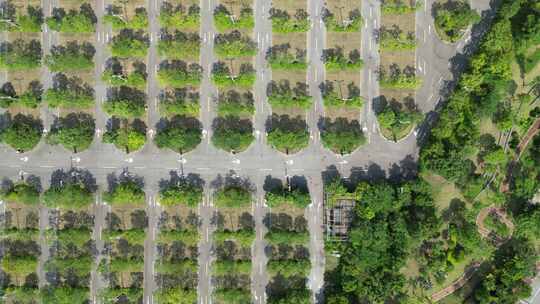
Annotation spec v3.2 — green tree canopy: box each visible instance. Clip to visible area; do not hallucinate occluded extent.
[1,114,42,152]
[217,90,255,117]
[103,118,146,153]
[0,181,40,205]
[158,30,200,60]
[0,80,42,109]
[266,43,307,70]
[110,29,149,58]
[214,30,257,58]
[102,58,147,90]
[322,8,363,32]
[47,112,95,153]
[213,5,254,32]
[270,8,310,33]
[154,115,202,154]
[215,186,251,208]
[46,3,97,33]
[104,6,148,30]
[320,117,365,154]
[159,88,200,117]
[266,114,309,154]
[104,179,145,205]
[434,0,480,42]
[159,178,203,208]
[157,60,202,88]
[44,73,94,108]
[320,80,364,109]
[159,3,200,30]
[211,61,255,88]
[267,80,312,109]
[0,3,43,32]
[45,41,95,72]
[0,39,41,70]
[211,116,254,152]
[43,181,94,209]
[103,86,147,118]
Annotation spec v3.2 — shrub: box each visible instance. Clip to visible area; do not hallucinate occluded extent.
[158,60,202,88]
[217,90,255,117]
[0,39,41,70]
[215,186,251,208]
[109,29,149,58]
[43,183,94,209]
[266,114,309,154]
[212,61,255,88]
[103,6,148,30]
[154,115,202,154]
[158,30,200,60]
[0,4,43,32]
[46,4,97,33]
[212,116,254,152]
[322,8,363,32]
[103,86,147,118]
[213,5,254,32]
[270,8,310,33]
[1,114,42,152]
[320,80,363,109]
[320,117,365,154]
[160,3,200,30]
[45,74,94,108]
[103,118,146,153]
[104,179,145,205]
[0,182,40,205]
[45,41,95,72]
[434,0,480,42]
[214,30,257,58]
[266,43,307,70]
[267,80,312,109]
[159,88,199,117]
[47,112,95,153]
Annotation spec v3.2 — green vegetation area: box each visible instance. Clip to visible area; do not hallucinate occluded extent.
[103,118,146,153]
[322,47,363,71]
[214,30,257,59]
[381,0,421,15]
[212,61,255,89]
[434,0,481,43]
[159,179,202,208]
[213,5,254,32]
[269,8,310,33]
[376,97,422,141]
[212,116,254,153]
[109,29,149,58]
[160,3,200,31]
[267,80,312,109]
[104,6,148,30]
[320,117,365,155]
[322,8,363,32]
[158,30,200,60]
[103,86,147,118]
[159,88,199,117]
[266,43,307,71]
[215,186,251,208]
[47,112,95,153]
[46,3,97,33]
[154,115,202,154]
[266,114,309,154]
[0,80,42,109]
[379,25,417,50]
[217,90,255,117]
[158,60,202,88]
[102,59,147,90]
[104,179,145,205]
[0,3,42,32]
[0,39,41,70]
[43,180,94,209]
[45,74,94,109]
[0,114,42,152]
[379,64,422,89]
[320,80,363,109]
[0,181,40,205]
[265,182,310,210]
[45,41,95,72]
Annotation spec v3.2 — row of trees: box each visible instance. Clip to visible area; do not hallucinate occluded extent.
[213,5,254,32]
[104,6,148,30]
[322,8,363,32]
[160,2,200,31]
[266,43,307,71]
[0,2,43,32]
[46,3,97,33]
[269,8,310,33]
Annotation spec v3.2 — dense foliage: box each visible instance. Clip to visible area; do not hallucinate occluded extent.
[212,116,254,152]
[266,43,307,70]
[109,29,149,58]
[45,41,95,72]
[102,59,147,90]
[270,8,310,33]
[322,8,363,32]
[0,181,40,205]
[45,74,94,108]
[213,5,254,32]
[0,81,42,109]
[320,117,365,154]
[159,179,203,208]
[103,86,146,118]
[212,61,255,88]
[104,179,145,205]
[376,97,422,141]
[46,4,97,33]
[154,115,202,154]
[160,3,200,30]
[43,181,94,209]
[47,113,95,153]
[159,88,200,117]
[215,186,251,208]
[214,30,257,58]
[379,25,416,50]
[0,114,42,152]
[434,0,480,42]
[103,118,146,153]
[381,0,421,15]
[320,80,363,109]
[266,114,309,154]
[379,64,421,89]
[265,183,310,209]
[158,30,200,60]
[0,3,43,32]
[0,39,41,70]
[158,60,202,88]
[267,80,312,109]
[104,6,148,30]
[217,90,255,117]
[322,47,363,70]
